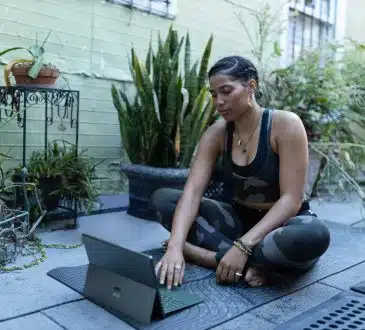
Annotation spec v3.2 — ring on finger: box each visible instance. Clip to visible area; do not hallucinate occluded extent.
[235,272,243,277]
[174,264,182,270]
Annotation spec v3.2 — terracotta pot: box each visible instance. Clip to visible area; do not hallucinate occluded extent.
[10,62,59,86]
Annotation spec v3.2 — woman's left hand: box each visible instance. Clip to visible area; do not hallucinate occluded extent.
[216,245,248,284]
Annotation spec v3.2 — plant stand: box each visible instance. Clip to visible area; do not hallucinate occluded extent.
[0,86,80,226]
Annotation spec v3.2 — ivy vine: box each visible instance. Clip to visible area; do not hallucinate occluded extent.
[0,236,83,273]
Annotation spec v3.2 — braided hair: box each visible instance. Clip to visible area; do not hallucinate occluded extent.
[208,56,262,99]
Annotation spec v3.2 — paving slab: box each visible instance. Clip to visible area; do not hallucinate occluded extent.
[210,312,275,330]
[352,220,365,228]
[0,246,86,321]
[37,211,169,251]
[249,283,341,326]
[320,261,365,290]
[43,299,135,330]
[0,312,64,330]
[72,193,128,216]
[310,196,364,226]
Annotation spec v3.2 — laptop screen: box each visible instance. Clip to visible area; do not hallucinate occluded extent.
[82,233,157,288]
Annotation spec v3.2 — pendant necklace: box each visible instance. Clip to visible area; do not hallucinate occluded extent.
[235,110,263,153]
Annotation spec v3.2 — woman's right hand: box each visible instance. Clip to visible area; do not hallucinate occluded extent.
[155,246,185,290]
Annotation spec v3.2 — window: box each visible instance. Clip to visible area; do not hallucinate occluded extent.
[284,0,341,63]
[107,0,177,19]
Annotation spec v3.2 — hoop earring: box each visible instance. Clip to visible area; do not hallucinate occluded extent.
[247,92,253,108]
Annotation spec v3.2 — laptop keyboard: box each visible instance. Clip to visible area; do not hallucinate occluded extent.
[158,288,188,311]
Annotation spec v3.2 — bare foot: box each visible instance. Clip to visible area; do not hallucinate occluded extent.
[244,267,267,287]
[162,239,217,269]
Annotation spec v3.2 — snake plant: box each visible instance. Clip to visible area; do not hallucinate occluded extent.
[112,26,216,168]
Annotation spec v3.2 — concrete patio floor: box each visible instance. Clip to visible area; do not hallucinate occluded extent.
[1,195,365,330]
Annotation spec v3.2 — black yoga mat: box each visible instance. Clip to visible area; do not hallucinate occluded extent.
[48,222,365,330]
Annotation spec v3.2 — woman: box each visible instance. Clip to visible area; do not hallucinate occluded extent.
[150,56,330,289]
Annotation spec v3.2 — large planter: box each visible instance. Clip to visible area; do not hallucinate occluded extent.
[121,163,228,221]
[121,164,189,220]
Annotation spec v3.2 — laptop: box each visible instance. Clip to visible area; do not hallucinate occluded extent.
[81,233,204,324]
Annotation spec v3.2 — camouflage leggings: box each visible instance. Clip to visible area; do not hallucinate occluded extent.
[150,188,331,271]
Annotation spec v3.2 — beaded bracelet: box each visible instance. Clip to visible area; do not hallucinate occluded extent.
[239,239,253,255]
[233,239,252,256]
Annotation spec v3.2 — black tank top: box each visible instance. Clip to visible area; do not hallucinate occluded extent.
[223,108,281,204]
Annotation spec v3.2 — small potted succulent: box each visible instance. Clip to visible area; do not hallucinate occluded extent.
[0,31,60,87]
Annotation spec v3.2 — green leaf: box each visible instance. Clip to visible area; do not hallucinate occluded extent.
[28,44,45,58]
[111,84,136,162]
[146,132,159,164]
[185,62,199,117]
[180,87,213,167]
[197,34,213,91]
[0,47,25,57]
[28,55,44,79]
[170,28,179,58]
[170,37,184,72]
[184,33,191,77]
[0,152,12,159]
[273,41,282,56]
[145,41,153,75]
[165,70,180,136]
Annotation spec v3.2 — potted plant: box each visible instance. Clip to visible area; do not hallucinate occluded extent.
[56,141,101,214]
[112,26,220,220]
[10,143,63,211]
[0,31,60,87]
[9,140,100,221]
